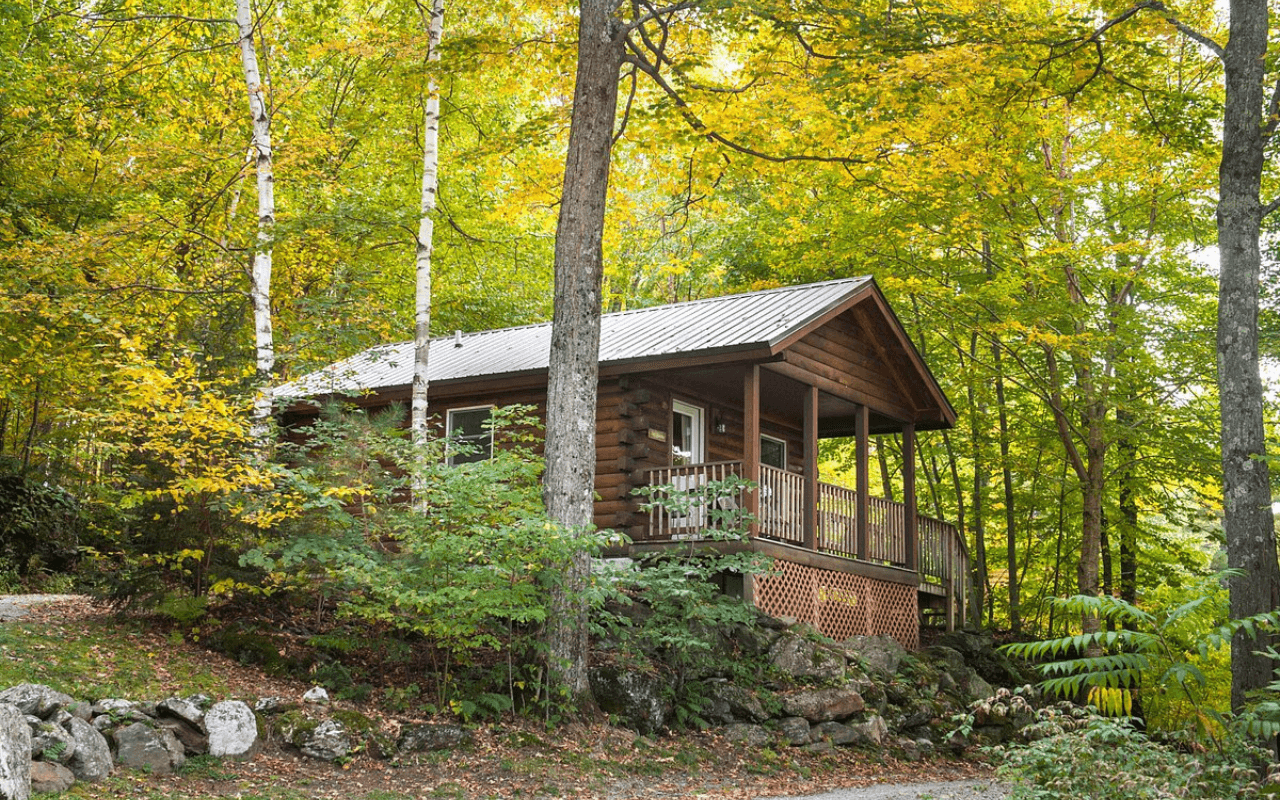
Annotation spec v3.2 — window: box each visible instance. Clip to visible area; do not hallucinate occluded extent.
[760,435,786,469]
[447,406,493,465]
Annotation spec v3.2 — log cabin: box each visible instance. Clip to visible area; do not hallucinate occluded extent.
[276,277,968,649]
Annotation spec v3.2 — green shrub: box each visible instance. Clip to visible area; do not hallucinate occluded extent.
[995,714,1269,799]
[597,475,775,728]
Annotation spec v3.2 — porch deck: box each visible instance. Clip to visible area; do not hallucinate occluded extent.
[639,461,969,631]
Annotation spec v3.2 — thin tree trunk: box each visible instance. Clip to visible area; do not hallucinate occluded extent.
[1117,407,1138,607]
[967,333,991,626]
[411,0,444,485]
[1217,0,1280,713]
[543,0,624,707]
[236,0,276,445]
[993,342,1019,633]
[877,438,896,502]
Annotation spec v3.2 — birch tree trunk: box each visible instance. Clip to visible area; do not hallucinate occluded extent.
[1217,0,1279,713]
[236,0,276,446]
[411,0,444,480]
[543,0,624,706]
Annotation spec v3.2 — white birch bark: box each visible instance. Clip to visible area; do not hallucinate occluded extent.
[411,0,444,460]
[237,0,276,445]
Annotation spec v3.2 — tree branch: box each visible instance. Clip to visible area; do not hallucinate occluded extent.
[621,0,698,35]
[622,46,870,166]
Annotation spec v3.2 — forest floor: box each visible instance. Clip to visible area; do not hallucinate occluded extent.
[2,596,1000,800]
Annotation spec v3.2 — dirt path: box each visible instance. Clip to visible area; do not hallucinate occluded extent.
[757,778,1011,799]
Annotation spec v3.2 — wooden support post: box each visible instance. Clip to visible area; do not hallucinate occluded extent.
[803,384,819,550]
[855,404,869,561]
[903,423,918,573]
[744,365,761,538]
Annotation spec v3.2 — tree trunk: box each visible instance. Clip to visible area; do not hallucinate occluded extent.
[1117,407,1138,608]
[542,0,624,707]
[236,0,276,446]
[411,0,444,481]
[993,342,1019,633]
[1218,0,1280,713]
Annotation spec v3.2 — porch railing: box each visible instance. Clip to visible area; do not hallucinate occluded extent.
[640,461,968,603]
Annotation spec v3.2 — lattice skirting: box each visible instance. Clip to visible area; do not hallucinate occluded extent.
[755,560,919,650]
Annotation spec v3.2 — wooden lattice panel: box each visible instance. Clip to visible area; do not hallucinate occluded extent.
[755,560,919,650]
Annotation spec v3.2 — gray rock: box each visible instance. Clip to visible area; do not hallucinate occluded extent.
[64,717,111,782]
[301,687,329,704]
[300,720,350,761]
[588,665,670,735]
[90,699,136,717]
[768,634,845,682]
[723,723,770,747]
[137,701,159,718]
[66,702,92,722]
[847,714,888,747]
[777,716,811,746]
[707,683,768,723]
[811,721,856,745]
[0,704,31,800]
[157,719,208,756]
[157,697,205,730]
[30,720,75,764]
[29,761,73,794]
[780,687,865,722]
[114,723,181,775]
[0,685,73,720]
[397,723,473,754]
[254,697,286,714]
[843,635,907,676]
[205,701,258,760]
[964,672,995,703]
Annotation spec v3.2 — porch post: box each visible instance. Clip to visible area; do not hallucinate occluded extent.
[744,364,761,538]
[903,423,918,573]
[855,403,869,560]
[803,384,819,550]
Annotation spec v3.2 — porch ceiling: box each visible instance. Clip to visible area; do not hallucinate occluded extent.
[660,365,906,436]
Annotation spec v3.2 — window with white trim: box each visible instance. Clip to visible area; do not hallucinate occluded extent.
[760,434,786,469]
[446,406,493,465]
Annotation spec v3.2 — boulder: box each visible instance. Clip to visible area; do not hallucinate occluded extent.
[157,697,205,730]
[0,704,31,800]
[113,723,183,775]
[29,762,73,795]
[768,634,845,682]
[157,719,208,756]
[846,714,888,747]
[810,721,856,745]
[205,701,258,760]
[723,723,770,747]
[29,719,75,764]
[589,665,670,735]
[65,702,92,722]
[301,687,329,705]
[0,685,72,719]
[299,720,351,761]
[934,630,1028,688]
[843,635,906,676]
[64,717,111,782]
[706,683,768,724]
[780,687,865,723]
[398,723,473,754]
[90,699,136,717]
[776,716,811,746]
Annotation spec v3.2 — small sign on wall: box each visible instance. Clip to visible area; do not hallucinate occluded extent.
[647,428,667,442]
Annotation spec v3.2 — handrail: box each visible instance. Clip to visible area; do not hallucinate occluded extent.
[638,463,966,602]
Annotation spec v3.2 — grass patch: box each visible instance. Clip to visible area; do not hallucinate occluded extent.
[0,617,227,700]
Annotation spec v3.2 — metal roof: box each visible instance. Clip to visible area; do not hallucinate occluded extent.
[276,277,874,398]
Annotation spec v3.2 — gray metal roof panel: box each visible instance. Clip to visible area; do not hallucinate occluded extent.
[276,277,872,398]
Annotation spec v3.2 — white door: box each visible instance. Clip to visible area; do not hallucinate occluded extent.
[670,400,706,531]
[671,400,705,465]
